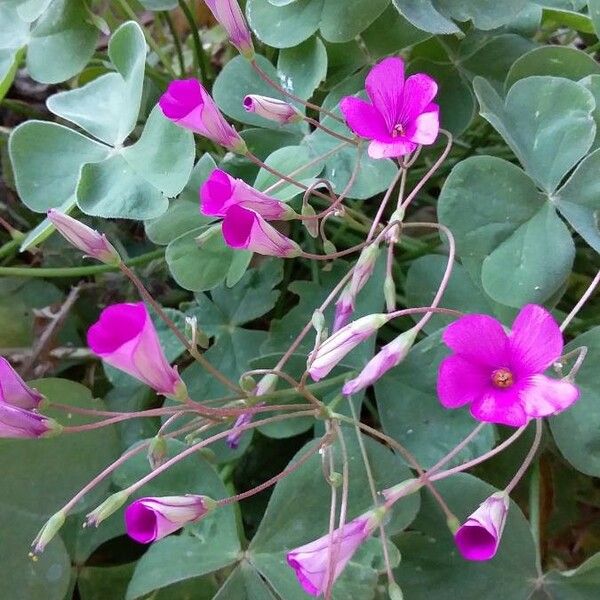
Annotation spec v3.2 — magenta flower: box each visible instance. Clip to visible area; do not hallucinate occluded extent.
[243,94,302,125]
[0,403,60,439]
[222,204,301,257]
[437,304,579,427]
[0,357,44,409]
[342,327,418,395]
[204,0,254,59]
[455,492,509,561]
[308,313,391,382]
[287,514,375,596]
[333,288,354,333]
[87,302,186,399]
[159,79,246,153]
[200,168,296,220]
[125,495,212,543]
[47,210,121,266]
[340,57,439,159]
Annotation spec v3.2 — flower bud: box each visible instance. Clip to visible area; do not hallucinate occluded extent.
[389,582,405,600]
[148,435,168,470]
[47,210,121,266]
[349,244,380,298]
[323,239,336,255]
[86,490,129,528]
[301,203,319,238]
[333,288,354,333]
[384,273,396,312]
[243,95,302,125]
[31,511,66,555]
[0,403,62,439]
[239,375,257,393]
[0,357,44,409]
[204,0,254,59]
[382,478,423,505]
[312,310,325,335]
[255,373,278,396]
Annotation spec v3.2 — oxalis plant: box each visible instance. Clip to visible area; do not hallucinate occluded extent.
[2,0,600,599]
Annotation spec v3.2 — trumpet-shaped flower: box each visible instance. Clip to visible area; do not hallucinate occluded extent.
[47,210,121,266]
[222,204,301,257]
[0,403,60,439]
[125,495,213,543]
[204,0,254,59]
[243,94,302,124]
[454,492,509,561]
[340,57,439,159]
[200,169,296,220]
[437,304,579,427]
[287,512,378,597]
[0,357,44,409]
[159,79,246,153]
[87,302,186,399]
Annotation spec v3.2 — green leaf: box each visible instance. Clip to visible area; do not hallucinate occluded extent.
[555,147,600,253]
[15,0,53,21]
[277,37,327,100]
[375,331,496,468]
[248,434,420,598]
[9,121,109,212]
[438,156,574,307]
[113,439,241,599]
[0,505,70,600]
[146,153,217,245]
[166,225,235,292]
[391,0,460,34]
[588,0,600,38]
[78,564,135,600]
[543,551,600,598]
[435,0,528,30]
[246,0,324,48]
[77,107,194,219]
[505,46,600,89]
[405,255,495,334]
[473,76,596,193]
[542,7,595,33]
[0,5,29,47]
[580,74,600,151]
[319,0,390,42]
[212,562,279,600]
[46,21,147,145]
[394,473,537,599]
[0,47,24,102]
[213,54,304,130]
[550,326,600,476]
[138,0,178,9]
[27,0,98,84]
[253,145,325,201]
[0,378,119,517]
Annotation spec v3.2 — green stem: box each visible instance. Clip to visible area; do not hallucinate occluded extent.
[0,239,20,260]
[178,0,210,83]
[0,248,164,278]
[529,460,543,575]
[162,11,186,76]
[116,0,178,78]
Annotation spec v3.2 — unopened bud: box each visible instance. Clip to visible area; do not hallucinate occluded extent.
[384,274,396,312]
[243,94,303,125]
[312,310,325,334]
[301,203,319,238]
[349,244,380,296]
[85,491,129,527]
[148,435,168,470]
[382,478,423,505]
[240,375,257,393]
[323,240,336,255]
[388,582,404,600]
[255,373,278,396]
[31,510,66,555]
[328,472,343,487]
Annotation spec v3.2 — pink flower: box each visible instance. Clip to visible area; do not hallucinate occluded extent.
[340,57,439,159]
[159,79,246,153]
[125,495,212,543]
[0,357,44,409]
[222,204,301,257]
[204,0,254,59]
[243,94,302,124]
[342,327,418,395]
[333,289,354,333]
[47,210,121,266]
[87,302,186,399]
[287,514,375,597]
[200,168,296,220]
[0,403,60,439]
[454,492,509,561]
[308,314,391,382]
[437,304,579,427]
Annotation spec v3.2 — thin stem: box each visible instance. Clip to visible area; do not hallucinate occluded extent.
[162,11,185,76]
[529,460,543,576]
[560,269,600,332]
[304,116,358,145]
[251,59,344,124]
[0,239,20,259]
[119,263,243,395]
[0,248,164,278]
[427,422,488,476]
[178,0,210,82]
[367,169,403,241]
[505,419,543,494]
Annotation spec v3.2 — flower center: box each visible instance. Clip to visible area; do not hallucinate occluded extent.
[491,368,514,389]
[392,123,405,138]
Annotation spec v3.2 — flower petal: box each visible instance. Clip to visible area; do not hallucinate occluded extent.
[400,74,438,122]
[442,314,509,367]
[470,389,529,427]
[339,96,389,140]
[367,138,417,159]
[437,355,490,408]
[519,374,579,418]
[510,304,563,376]
[405,102,439,145]
[365,57,405,131]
